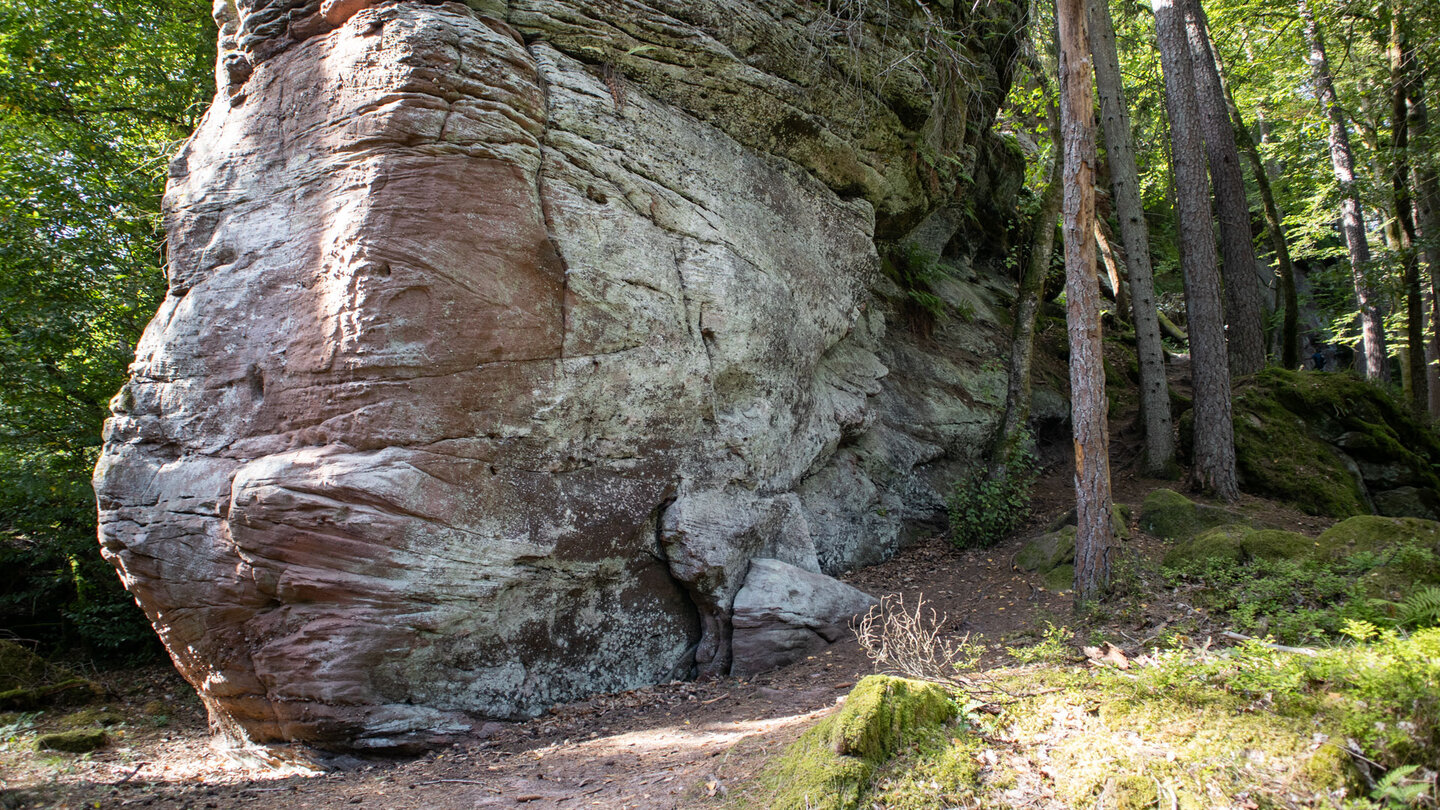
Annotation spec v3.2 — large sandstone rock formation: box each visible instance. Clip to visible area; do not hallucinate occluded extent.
[95,0,1028,750]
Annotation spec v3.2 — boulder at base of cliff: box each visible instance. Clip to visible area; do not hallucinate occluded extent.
[730,559,878,678]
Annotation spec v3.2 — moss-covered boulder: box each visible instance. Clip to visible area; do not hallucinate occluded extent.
[0,640,100,710]
[36,728,107,753]
[830,676,956,760]
[0,641,51,693]
[1044,564,1075,592]
[1314,516,1440,559]
[1242,529,1318,560]
[1228,369,1440,518]
[1162,524,1250,567]
[1140,489,1250,541]
[1017,526,1076,573]
[760,675,957,809]
[1162,524,1318,567]
[60,707,124,729]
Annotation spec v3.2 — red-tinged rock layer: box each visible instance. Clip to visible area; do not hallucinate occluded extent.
[96,0,1032,750]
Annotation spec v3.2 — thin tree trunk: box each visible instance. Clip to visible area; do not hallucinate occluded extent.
[1095,221,1126,311]
[1182,0,1267,375]
[1218,77,1301,369]
[1152,0,1240,501]
[1060,0,1113,603]
[997,110,1064,469]
[1408,63,1440,417]
[1088,0,1176,476]
[1388,8,1427,411]
[1298,0,1389,382]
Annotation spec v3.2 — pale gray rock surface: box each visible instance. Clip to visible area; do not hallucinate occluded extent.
[96,0,1028,749]
[730,558,878,678]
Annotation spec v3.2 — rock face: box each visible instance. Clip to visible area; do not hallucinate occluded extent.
[95,0,1026,749]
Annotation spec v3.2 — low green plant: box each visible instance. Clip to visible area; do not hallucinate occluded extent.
[1005,621,1071,665]
[882,242,958,328]
[1383,585,1440,630]
[1368,764,1436,808]
[947,438,1038,549]
[1161,541,1440,644]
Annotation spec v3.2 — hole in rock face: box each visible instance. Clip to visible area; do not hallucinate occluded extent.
[246,365,266,401]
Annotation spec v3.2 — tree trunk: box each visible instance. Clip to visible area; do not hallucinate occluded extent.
[1181,0,1267,376]
[1217,74,1300,369]
[1151,0,1239,500]
[997,110,1064,471]
[1059,0,1113,603]
[1388,8,1427,411]
[1298,0,1389,382]
[1095,221,1127,315]
[1408,62,1440,417]
[1087,0,1176,477]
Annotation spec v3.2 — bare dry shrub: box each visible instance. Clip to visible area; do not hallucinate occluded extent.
[852,594,983,684]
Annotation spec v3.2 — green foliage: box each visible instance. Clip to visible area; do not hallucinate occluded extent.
[1164,526,1440,644]
[0,0,214,654]
[947,436,1038,549]
[881,241,967,327]
[1378,586,1440,631]
[1005,621,1071,665]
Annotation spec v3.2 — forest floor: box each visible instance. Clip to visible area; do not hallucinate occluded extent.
[0,449,1336,810]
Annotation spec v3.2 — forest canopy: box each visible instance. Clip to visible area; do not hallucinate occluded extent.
[0,0,214,652]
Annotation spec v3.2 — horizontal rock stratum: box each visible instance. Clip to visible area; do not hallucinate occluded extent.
[94,0,1030,750]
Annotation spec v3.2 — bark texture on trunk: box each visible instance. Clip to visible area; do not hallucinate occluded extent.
[1087,0,1175,477]
[1182,0,1267,376]
[1299,0,1389,382]
[1221,78,1300,369]
[1389,9,1427,411]
[1408,56,1440,417]
[1152,0,1240,501]
[1060,0,1113,603]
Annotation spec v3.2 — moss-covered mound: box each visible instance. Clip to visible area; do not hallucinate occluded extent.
[753,675,959,810]
[1228,368,1440,518]
[0,640,101,710]
[1139,489,1251,541]
[35,728,107,753]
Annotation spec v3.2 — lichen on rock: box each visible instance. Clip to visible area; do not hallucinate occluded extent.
[94,0,1027,750]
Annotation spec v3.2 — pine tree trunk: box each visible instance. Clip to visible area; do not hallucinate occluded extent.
[998,111,1064,470]
[1095,221,1129,322]
[1060,0,1113,603]
[1151,0,1240,500]
[1220,78,1301,369]
[1182,0,1267,376]
[1408,64,1440,417]
[1087,0,1176,477]
[1298,0,1389,382]
[1389,9,1427,411]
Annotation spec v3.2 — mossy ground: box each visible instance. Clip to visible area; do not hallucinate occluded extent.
[727,498,1440,809]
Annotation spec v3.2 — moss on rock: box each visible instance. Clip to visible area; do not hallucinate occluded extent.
[35,728,107,753]
[1140,489,1249,541]
[830,676,956,760]
[1315,515,1440,559]
[1228,369,1440,517]
[1044,564,1075,592]
[1162,524,1250,567]
[1016,526,1076,573]
[1242,529,1317,561]
[759,676,957,810]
